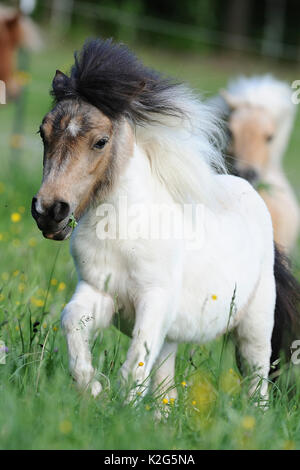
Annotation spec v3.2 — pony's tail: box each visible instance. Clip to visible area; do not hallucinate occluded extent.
[271,244,300,371]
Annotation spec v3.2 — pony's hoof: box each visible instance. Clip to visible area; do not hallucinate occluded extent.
[91,380,102,398]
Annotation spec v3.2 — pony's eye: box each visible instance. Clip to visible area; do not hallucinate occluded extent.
[94,137,109,149]
[266,134,273,143]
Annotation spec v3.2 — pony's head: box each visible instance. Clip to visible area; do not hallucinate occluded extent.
[221,75,297,184]
[32,39,181,240]
[222,90,275,183]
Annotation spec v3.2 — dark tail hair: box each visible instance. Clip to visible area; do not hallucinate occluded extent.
[271,244,300,369]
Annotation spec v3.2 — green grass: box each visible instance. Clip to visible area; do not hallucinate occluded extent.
[1,36,300,450]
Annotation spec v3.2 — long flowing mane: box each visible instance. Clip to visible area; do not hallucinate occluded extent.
[51,38,226,207]
[225,75,297,164]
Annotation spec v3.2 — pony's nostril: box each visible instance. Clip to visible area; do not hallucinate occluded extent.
[31,197,42,218]
[50,201,70,223]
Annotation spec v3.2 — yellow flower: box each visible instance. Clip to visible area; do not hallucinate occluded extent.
[145,404,150,411]
[50,278,58,286]
[13,270,20,277]
[138,361,144,367]
[15,301,20,306]
[20,274,27,281]
[211,294,218,300]
[188,372,217,415]
[170,398,175,405]
[58,282,66,291]
[241,416,256,431]
[11,212,21,223]
[219,368,241,395]
[28,237,37,247]
[162,398,169,405]
[59,420,72,434]
[0,182,4,193]
[43,323,47,329]
[31,297,45,308]
[181,381,187,387]
[0,293,5,302]
[18,283,26,293]
[283,440,295,450]
[53,326,58,332]
[15,325,19,331]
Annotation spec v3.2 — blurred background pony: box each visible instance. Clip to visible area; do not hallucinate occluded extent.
[0,3,42,100]
[217,75,299,254]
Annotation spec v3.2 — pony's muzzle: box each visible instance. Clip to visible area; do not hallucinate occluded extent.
[31,197,72,240]
[232,166,259,185]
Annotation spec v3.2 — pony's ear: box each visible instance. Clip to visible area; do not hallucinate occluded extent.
[220,89,240,110]
[52,70,70,92]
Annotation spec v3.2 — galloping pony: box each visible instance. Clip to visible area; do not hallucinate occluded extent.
[32,40,300,405]
[218,75,299,254]
[0,4,42,99]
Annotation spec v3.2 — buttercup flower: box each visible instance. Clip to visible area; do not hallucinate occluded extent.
[59,420,72,434]
[11,213,21,223]
[241,416,256,431]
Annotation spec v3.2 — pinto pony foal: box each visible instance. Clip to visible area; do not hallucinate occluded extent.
[219,76,299,253]
[32,40,299,403]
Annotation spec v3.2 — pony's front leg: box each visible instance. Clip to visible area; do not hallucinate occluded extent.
[61,280,115,397]
[152,341,178,402]
[120,289,174,399]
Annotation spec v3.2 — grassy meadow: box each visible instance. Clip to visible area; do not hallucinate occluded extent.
[1,34,300,450]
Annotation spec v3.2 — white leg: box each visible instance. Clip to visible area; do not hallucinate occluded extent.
[152,341,178,401]
[120,289,174,398]
[61,280,115,397]
[235,272,276,404]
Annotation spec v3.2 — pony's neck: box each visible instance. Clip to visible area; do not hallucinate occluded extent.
[108,143,171,208]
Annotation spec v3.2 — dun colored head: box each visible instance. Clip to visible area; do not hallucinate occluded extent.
[222,91,275,183]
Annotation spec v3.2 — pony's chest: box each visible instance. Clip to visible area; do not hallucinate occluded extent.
[70,227,139,311]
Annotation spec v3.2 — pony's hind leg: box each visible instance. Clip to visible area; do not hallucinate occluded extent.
[152,341,178,402]
[235,271,276,405]
[61,281,115,397]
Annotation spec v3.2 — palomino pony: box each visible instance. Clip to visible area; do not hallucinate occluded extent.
[218,75,299,254]
[32,40,299,405]
[0,4,42,99]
